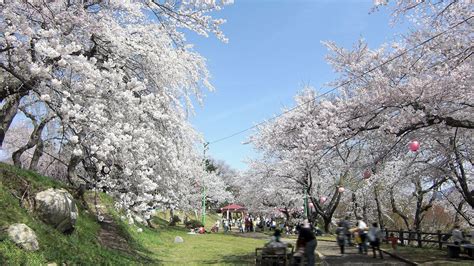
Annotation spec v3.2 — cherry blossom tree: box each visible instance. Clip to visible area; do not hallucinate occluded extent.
[247,0,472,231]
[0,0,233,217]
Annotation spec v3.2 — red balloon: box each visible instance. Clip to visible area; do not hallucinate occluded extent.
[363,170,371,179]
[338,187,345,193]
[409,140,420,152]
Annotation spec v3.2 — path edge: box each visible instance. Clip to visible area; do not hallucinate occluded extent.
[380,248,418,266]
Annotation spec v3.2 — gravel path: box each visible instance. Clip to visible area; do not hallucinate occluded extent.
[316,241,409,266]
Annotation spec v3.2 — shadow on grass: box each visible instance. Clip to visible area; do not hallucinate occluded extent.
[200,253,255,264]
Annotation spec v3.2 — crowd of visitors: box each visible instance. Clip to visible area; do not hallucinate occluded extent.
[335,217,384,259]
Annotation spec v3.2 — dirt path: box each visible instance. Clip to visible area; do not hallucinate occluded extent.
[85,194,132,254]
[316,241,409,266]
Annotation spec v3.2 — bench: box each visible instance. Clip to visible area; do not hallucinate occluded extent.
[255,245,294,266]
[447,244,474,258]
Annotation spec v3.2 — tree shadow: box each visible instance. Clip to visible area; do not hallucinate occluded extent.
[200,253,255,264]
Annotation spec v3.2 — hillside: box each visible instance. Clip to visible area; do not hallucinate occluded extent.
[0,162,154,265]
[0,163,266,265]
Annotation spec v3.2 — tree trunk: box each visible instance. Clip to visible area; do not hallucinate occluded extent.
[374,186,384,229]
[0,93,22,146]
[12,123,44,167]
[67,154,81,186]
[352,193,361,219]
[29,138,44,170]
[310,187,342,233]
[323,217,331,233]
[282,208,290,221]
[12,111,52,168]
[450,133,474,209]
[390,188,410,230]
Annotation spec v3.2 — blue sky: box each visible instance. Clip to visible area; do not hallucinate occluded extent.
[189,0,404,170]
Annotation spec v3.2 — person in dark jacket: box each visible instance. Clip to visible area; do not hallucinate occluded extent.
[336,222,347,254]
[296,219,317,265]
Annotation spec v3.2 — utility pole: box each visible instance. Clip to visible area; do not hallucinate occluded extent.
[201,142,209,226]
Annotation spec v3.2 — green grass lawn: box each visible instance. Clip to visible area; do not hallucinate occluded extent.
[131,224,267,265]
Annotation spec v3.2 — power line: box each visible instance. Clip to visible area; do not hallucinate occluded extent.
[208,15,473,145]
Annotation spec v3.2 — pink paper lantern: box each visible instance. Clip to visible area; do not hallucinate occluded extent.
[338,187,345,193]
[319,196,327,204]
[409,140,420,152]
[363,170,371,179]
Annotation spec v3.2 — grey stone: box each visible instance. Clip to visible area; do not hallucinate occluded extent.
[174,236,184,243]
[7,223,39,251]
[35,188,78,233]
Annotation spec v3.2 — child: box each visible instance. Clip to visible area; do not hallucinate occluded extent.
[354,231,363,254]
[387,233,398,253]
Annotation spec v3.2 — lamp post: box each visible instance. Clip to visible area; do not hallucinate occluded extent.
[201,142,209,226]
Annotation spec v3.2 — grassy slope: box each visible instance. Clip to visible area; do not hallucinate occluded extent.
[0,163,267,265]
[0,162,147,265]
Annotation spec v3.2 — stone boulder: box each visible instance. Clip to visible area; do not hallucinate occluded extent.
[35,188,78,233]
[7,223,39,251]
[174,236,184,243]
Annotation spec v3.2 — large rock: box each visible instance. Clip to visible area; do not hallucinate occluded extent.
[35,188,78,233]
[7,223,39,251]
[174,236,184,243]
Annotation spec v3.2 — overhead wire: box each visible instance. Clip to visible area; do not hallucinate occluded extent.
[207,15,473,145]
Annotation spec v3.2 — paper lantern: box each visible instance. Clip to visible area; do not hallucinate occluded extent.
[363,170,371,179]
[338,187,345,193]
[409,140,420,152]
[319,196,327,203]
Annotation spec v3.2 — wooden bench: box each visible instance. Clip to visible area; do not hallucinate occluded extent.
[255,245,294,266]
[447,244,474,258]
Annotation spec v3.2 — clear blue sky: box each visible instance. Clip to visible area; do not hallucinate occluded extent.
[189,0,403,170]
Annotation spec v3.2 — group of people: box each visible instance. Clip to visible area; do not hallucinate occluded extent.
[335,217,385,259]
[219,215,257,233]
[219,215,286,233]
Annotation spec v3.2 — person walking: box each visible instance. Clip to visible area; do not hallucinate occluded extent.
[297,219,317,265]
[342,216,352,246]
[224,219,229,233]
[336,222,347,254]
[368,222,384,259]
[356,219,368,254]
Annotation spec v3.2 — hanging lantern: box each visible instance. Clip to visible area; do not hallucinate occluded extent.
[363,169,372,179]
[319,196,327,204]
[409,140,420,152]
[338,187,345,193]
